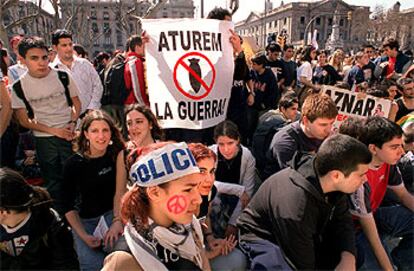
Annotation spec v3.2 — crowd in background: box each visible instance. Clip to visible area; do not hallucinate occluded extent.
[0,6,413,271]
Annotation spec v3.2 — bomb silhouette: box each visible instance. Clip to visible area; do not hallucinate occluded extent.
[188,58,201,93]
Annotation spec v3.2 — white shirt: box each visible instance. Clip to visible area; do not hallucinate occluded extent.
[297,61,313,87]
[52,55,103,114]
[11,69,80,137]
[7,63,27,85]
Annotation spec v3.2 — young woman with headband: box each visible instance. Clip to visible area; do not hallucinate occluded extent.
[103,142,209,270]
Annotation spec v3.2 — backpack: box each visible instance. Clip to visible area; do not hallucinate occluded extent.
[252,111,289,174]
[101,55,128,106]
[12,70,72,119]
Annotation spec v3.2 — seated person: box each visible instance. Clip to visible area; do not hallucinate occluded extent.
[209,121,256,238]
[237,134,372,270]
[263,93,337,179]
[340,116,414,270]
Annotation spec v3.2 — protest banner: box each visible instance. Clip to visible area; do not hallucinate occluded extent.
[322,85,392,129]
[143,19,235,129]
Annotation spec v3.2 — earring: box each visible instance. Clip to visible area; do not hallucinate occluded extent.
[86,140,90,147]
[109,140,113,145]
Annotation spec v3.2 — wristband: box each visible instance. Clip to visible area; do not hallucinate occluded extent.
[112,216,122,224]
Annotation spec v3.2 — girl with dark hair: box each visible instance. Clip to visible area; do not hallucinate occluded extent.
[112,104,164,245]
[188,143,247,271]
[103,142,209,270]
[209,121,256,238]
[62,110,124,270]
[313,50,342,85]
[297,45,319,104]
[0,168,79,270]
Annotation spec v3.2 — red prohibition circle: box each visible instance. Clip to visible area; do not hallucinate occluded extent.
[173,51,216,101]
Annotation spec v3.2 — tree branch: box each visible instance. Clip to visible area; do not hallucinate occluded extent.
[5,13,39,30]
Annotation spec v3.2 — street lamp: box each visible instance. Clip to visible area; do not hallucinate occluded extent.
[303,11,352,46]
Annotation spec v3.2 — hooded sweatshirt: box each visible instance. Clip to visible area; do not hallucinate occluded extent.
[238,153,356,269]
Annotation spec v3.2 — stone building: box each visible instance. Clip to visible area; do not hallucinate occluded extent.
[235,0,370,51]
[1,1,55,44]
[60,0,195,55]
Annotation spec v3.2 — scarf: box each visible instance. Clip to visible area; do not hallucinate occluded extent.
[124,216,204,270]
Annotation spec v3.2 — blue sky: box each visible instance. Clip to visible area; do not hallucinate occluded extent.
[193,0,414,22]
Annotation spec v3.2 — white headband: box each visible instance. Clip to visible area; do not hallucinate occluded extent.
[129,142,200,187]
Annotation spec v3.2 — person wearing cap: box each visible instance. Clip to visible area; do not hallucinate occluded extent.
[0,168,79,270]
[103,142,209,271]
[62,110,125,271]
[9,35,23,64]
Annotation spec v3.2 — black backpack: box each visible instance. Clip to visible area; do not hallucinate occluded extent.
[101,55,128,106]
[252,112,289,174]
[12,70,72,119]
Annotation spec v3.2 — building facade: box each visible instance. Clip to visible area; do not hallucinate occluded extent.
[235,0,370,51]
[60,0,195,55]
[1,1,55,44]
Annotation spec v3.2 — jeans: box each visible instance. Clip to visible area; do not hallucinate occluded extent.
[239,239,292,270]
[72,211,113,271]
[34,136,73,214]
[210,248,247,271]
[356,205,414,270]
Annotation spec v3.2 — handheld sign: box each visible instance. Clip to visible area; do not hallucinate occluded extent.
[322,85,392,129]
[143,19,235,129]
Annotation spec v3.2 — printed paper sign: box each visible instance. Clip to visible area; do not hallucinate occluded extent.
[322,85,392,130]
[143,19,235,129]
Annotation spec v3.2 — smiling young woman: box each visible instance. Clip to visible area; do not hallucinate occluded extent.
[61,110,124,270]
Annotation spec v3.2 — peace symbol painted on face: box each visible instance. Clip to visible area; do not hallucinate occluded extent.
[167,195,188,215]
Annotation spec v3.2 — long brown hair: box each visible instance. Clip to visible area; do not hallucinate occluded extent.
[124,104,164,141]
[74,110,124,161]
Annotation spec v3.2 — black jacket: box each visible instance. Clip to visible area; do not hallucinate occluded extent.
[0,208,79,270]
[238,153,356,269]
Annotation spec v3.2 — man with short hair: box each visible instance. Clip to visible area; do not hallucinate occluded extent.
[263,93,337,179]
[362,44,377,84]
[238,134,372,270]
[252,93,299,175]
[123,35,149,106]
[11,37,81,213]
[52,29,103,115]
[395,77,414,122]
[375,38,411,80]
[340,116,414,270]
[281,44,297,93]
[265,43,285,88]
[347,51,370,90]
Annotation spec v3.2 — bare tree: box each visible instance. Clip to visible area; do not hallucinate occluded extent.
[0,0,42,48]
[367,4,408,48]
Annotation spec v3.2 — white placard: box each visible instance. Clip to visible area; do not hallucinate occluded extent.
[143,19,235,129]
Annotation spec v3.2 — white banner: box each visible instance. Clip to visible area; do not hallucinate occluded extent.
[322,85,392,130]
[143,19,235,129]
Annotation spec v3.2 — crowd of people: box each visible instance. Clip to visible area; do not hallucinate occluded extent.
[0,7,413,271]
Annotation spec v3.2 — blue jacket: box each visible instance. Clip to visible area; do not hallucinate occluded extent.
[374,52,412,79]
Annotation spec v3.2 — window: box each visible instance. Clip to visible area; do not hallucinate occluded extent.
[103,23,110,33]
[300,16,305,24]
[92,22,98,33]
[91,10,97,19]
[163,12,168,18]
[316,17,321,25]
[284,18,287,25]
[340,19,344,26]
[117,33,123,46]
[103,11,110,20]
[328,18,333,26]
[104,35,111,45]
[300,32,305,39]
[316,32,320,40]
